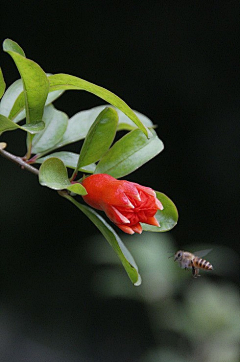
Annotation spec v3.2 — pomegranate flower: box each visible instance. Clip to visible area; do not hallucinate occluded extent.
[81,174,163,234]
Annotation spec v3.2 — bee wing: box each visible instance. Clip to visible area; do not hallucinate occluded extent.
[194,248,213,258]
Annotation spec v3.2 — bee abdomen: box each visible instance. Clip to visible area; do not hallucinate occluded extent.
[193,258,213,270]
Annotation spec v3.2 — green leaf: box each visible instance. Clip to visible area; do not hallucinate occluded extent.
[39,157,87,195]
[3,38,25,56]
[31,105,68,154]
[0,77,64,123]
[39,157,71,189]
[65,195,141,286]
[0,79,24,120]
[77,107,118,170]
[95,129,164,178]
[0,114,18,133]
[0,68,6,99]
[48,74,151,137]
[20,122,45,133]
[3,39,49,126]
[0,114,44,134]
[141,192,178,232]
[116,107,154,131]
[52,105,154,151]
[52,107,100,149]
[36,151,96,173]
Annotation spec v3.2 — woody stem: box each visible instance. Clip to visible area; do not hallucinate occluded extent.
[0,148,39,176]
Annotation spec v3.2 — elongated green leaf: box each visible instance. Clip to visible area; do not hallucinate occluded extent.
[3,38,25,56]
[48,74,150,137]
[3,39,49,125]
[0,79,23,119]
[0,77,64,123]
[95,129,164,178]
[39,157,87,195]
[52,107,102,149]
[52,105,154,151]
[36,152,96,173]
[116,107,154,131]
[0,114,44,134]
[8,92,25,121]
[65,195,141,286]
[0,68,6,99]
[31,105,68,154]
[0,115,18,133]
[77,107,118,170]
[141,192,178,232]
[20,122,45,133]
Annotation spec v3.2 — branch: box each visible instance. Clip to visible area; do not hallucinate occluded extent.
[0,146,39,176]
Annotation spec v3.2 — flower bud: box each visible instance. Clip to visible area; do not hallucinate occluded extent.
[82,174,163,234]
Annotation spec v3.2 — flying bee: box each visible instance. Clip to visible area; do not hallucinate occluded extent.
[173,249,213,278]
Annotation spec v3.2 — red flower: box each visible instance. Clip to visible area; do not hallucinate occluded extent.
[81,174,163,234]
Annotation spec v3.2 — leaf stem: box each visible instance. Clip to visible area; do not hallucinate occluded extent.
[0,148,39,176]
[70,170,78,182]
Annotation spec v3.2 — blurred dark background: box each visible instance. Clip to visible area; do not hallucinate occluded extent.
[0,2,240,362]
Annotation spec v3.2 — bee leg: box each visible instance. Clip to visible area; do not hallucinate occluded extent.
[192,267,200,278]
[192,266,196,277]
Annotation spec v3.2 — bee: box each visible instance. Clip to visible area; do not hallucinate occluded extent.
[173,249,213,278]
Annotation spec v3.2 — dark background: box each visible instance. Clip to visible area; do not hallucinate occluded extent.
[0,2,239,362]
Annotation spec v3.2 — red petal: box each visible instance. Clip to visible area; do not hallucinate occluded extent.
[117,224,135,234]
[145,216,160,227]
[131,223,143,234]
[119,181,141,201]
[104,205,130,224]
[135,183,156,197]
[155,198,163,210]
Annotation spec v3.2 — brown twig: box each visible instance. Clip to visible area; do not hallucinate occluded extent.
[0,148,39,176]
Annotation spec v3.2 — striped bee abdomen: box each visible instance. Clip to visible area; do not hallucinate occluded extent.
[193,257,213,270]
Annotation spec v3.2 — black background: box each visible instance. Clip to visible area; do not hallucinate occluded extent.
[0,2,239,361]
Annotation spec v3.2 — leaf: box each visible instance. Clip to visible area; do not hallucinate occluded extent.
[53,107,101,149]
[39,157,71,189]
[3,39,49,125]
[116,107,154,131]
[48,74,151,137]
[0,78,64,123]
[21,122,45,133]
[3,38,25,56]
[95,129,164,178]
[0,68,6,99]
[36,151,96,173]
[31,105,68,154]
[0,79,24,120]
[0,114,44,134]
[0,114,18,133]
[77,107,118,170]
[52,105,154,150]
[141,192,178,232]
[65,195,141,286]
[39,157,87,195]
